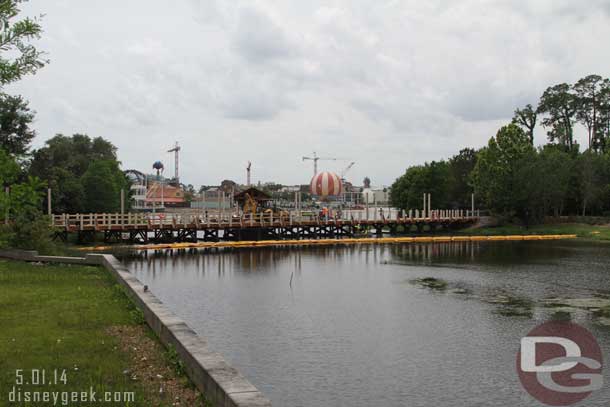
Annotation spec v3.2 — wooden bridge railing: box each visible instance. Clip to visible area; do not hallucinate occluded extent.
[52,209,479,231]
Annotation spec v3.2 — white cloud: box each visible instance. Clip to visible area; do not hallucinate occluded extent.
[7,0,610,187]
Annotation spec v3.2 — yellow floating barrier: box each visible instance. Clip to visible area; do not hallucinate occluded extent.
[77,234,578,252]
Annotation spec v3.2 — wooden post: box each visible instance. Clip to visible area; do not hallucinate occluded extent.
[120,189,125,216]
[471,193,475,218]
[4,187,9,224]
[201,190,206,218]
[217,190,221,220]
[230,186,235,216]
[47,188,52,217]
[373,197,377,221]
[221,191,225,224]
[423,193,426,219]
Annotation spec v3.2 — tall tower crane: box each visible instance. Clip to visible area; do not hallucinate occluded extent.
[340,162,356,179]
[302,152,340,176]
[167,142,180,185]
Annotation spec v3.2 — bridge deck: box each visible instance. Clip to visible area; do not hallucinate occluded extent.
[52,212,478,231]
[51,211,479,243]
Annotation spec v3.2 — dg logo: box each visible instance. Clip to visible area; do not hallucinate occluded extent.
[517,321,603,406]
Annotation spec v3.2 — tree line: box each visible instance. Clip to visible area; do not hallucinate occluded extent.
[390,74,610,224]
[0,1,128,251]
[0,0,51,251]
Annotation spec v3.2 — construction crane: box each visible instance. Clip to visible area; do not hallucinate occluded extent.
[340,162,355,179]
[302,152,341,176]
[167,142,180,185]
[246,161,252,186]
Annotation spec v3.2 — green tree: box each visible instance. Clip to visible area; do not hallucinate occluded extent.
[363,177,371,188]
[536,145,574,217]
[0,147,19,223]
[0,0,47,86]
[183,184,196,203]
[390,161,450,211]
[577,151,609,216]
[0,148,53,251]
[471,124,537,221]
[0,146,19,184]
[0,1,54,252]
[81,160,129,213]
[0,93,36,156]
[29,134,119,212]
[512,104,537,144]
[538,83,577,149]
[573,75,609,151]
[447,148,477,208]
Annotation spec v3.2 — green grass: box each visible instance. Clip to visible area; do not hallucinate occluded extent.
[0,260,152,406]
[459,223,610,241]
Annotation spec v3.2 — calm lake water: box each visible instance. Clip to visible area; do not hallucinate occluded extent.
[120,241,610,406]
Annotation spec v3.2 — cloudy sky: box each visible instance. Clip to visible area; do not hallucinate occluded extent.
[9,0,610,187]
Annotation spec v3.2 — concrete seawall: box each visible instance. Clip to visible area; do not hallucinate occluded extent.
[0,249,272,407]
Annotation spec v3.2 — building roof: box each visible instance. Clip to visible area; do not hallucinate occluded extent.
[233,187,271,202]
[146,182,185,203]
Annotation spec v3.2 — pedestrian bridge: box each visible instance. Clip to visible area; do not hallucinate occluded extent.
[51,210,479,243]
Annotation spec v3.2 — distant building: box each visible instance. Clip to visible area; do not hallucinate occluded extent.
[190,187,232,210]
[280,185,301,193]
[125,170,147,210]
[220,179,238,194]
[362,188,390,205]
[146,182,187,208]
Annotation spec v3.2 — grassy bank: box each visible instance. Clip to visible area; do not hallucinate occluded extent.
[460,223,610,242]
[0,260,204,406]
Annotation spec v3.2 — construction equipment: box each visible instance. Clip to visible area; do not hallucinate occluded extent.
[302,152,341,176]
[167,142,180,184]
[340,162,355,179]
[243,193,257,215]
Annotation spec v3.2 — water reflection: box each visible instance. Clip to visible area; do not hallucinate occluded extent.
[120,241,610,407]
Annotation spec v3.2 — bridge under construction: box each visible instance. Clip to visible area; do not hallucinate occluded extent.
[51,210,479,244]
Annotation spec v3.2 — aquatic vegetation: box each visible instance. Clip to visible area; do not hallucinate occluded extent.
[449,288,469,295]
[488,295,534,318]
[409,279,610,324]
[541,297,610,310]
[410,277,448,291]
[550,311,572,321]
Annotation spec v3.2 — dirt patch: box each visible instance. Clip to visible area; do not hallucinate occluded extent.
[106,325,205,406]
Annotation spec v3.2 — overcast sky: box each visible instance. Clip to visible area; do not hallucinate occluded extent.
[8,0,610,187]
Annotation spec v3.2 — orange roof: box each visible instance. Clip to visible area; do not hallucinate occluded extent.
[146,182,185,203]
